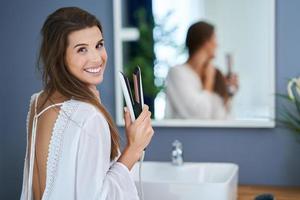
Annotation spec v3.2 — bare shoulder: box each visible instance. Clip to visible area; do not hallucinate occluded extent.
[36,92,64,141]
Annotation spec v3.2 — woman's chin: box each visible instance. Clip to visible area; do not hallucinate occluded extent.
[84,77,104,87]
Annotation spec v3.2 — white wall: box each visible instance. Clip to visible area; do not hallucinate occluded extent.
[205,0,273,118]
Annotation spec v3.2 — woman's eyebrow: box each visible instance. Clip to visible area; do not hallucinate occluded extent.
[74,43,87,48]
[73,38,104,49]
[97,38,104,43]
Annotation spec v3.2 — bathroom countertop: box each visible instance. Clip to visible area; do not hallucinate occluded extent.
[238,185,300,200]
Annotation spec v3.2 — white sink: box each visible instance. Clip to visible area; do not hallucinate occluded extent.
[131,161,238,200]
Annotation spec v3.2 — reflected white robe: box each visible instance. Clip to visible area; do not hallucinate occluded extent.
[165,64,228,119]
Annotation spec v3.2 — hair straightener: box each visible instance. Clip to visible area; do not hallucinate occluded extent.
[119,66,146,200]
[119,66,144,122]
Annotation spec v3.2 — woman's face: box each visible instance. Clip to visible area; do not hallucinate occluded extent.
[205,33,217,59]
[65,26,107,88]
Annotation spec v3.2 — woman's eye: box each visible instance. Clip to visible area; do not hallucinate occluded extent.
[96,42,104,49]
[78,47,87,53]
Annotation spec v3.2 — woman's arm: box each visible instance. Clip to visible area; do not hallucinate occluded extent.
[76,105,153,200]
[76,113,139,200]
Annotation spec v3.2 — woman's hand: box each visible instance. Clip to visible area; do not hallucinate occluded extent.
[226,73,239,94]
[203,62,216,92]
[118,105,154,170]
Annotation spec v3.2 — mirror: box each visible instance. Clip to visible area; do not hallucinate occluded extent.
[113,0,275,127]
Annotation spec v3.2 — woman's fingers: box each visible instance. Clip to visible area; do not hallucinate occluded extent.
[135,105,150,125]
[144,127,154,146]
[124,104,154,150]
[143,111,152,122]
[139,116,153,135]
[124,107,131,129]
[146,126,154,137]
[138,113,152,132]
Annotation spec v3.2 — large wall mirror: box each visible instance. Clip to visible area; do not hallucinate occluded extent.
[113,0,275,127]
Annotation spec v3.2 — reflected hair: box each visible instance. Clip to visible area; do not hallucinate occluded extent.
[185,21,214,56]
[37,7,120,160]
[214,68,229,105]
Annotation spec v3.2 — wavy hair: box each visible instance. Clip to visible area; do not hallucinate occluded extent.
[38,7,119,160]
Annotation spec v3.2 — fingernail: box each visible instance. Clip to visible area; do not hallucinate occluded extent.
[124,107,127,112]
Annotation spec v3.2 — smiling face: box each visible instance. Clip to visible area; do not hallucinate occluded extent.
[65,26,107,88]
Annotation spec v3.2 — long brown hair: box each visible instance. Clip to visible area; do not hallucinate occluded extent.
[37,7,119,160]
[214,68,229,105]
[185,21,214,57]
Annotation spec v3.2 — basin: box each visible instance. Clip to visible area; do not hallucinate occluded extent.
[131,161,238,200]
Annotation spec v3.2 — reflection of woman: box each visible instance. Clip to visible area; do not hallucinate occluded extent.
[165,21,235,119]
[20,7,153,199]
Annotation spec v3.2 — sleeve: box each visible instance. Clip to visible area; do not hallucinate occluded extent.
[165,67,214,119]
[75,113,139,200]
[20,93,38,199]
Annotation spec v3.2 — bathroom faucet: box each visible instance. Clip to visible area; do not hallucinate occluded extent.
[171,140,183,166]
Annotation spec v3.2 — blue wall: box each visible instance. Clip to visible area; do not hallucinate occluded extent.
[1,0,300,199]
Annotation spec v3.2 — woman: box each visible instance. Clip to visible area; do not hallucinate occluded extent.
[20,7,154,199]
[165,21,235,119]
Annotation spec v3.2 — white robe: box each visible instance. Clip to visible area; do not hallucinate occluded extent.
[165,64,229,119]
[20,92,139,200]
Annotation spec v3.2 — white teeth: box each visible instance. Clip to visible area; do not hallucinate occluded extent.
[85,67,101,73]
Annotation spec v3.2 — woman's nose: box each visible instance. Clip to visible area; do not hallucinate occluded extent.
[89,49,102,63]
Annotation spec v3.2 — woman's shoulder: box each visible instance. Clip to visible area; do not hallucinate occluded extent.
[27,91,106,126]
[28,91,42,105]
[166,64,199,86]
[71,100,107,125]
[168,63,195,77]
[70,100,110,138]
[74,100,105,117]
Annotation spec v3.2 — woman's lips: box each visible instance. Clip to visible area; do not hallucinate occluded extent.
[84,66,102,74]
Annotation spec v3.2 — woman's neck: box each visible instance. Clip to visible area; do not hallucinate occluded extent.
[47,90,69,102]
[187,51,208,74]
[88,85,101,101]
[44,85,100,104]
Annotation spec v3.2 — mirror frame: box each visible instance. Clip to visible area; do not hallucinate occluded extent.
[113,0,276,128]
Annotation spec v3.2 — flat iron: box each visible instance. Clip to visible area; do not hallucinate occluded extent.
[120,67,147,200]
[119,66,144,122]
